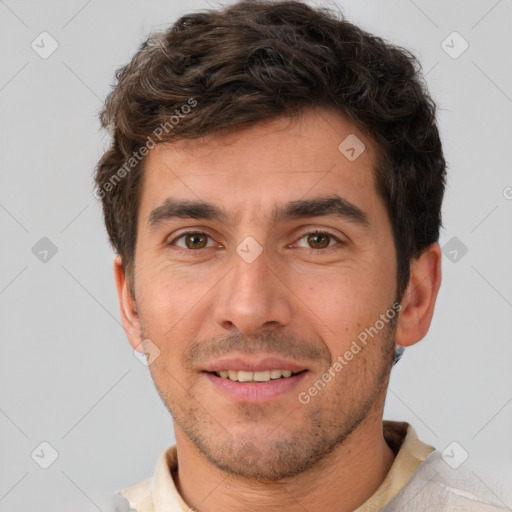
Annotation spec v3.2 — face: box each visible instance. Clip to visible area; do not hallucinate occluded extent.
[127,108,399,479]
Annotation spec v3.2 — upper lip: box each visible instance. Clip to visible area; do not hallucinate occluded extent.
[202,355,308,373]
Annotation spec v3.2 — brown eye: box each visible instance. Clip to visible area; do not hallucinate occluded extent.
[307,233,331,249]
[293,230,343,252]
[171,231,212,250]
[184,232,208,249]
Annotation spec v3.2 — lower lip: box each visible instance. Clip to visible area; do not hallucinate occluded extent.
[204,371,308,402]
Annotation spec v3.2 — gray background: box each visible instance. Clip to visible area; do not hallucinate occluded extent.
[1,0,511,510]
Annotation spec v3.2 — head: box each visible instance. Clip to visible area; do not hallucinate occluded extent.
[95,0,444,480]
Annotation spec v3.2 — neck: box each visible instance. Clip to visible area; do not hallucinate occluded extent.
[173,410,395,512]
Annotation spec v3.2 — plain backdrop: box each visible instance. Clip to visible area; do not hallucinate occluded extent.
[1,0,511,510]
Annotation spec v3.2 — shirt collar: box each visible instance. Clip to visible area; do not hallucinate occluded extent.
[120,420,435,512]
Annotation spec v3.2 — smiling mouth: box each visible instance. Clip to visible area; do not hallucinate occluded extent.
[208,369,307,383]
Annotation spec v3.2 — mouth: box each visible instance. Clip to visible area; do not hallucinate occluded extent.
[201,355,310,402]
[203,367,309,402]
[207,369,307,382]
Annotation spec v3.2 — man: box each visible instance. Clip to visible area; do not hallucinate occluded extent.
[94,1,505,510]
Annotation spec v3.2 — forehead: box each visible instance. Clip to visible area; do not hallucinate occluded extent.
[138,108,383,227]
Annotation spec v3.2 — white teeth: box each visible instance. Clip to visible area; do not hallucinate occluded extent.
[215,369,298,382]
[237,371,254,382]
[253,370,270,382]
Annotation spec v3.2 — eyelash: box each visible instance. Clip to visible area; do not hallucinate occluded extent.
[168,229,345,255]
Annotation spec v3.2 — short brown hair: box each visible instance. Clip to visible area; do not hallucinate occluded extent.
[95,0,446,299]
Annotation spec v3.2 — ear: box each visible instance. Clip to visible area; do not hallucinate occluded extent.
[114,254,142,351]
[395,242,442,347]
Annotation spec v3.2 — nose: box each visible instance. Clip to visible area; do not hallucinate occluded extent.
[213,245,293,336]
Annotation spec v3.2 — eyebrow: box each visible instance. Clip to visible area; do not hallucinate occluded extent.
[147,195,370,232]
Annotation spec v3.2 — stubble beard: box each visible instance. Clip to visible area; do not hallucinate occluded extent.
[145,321,396,481]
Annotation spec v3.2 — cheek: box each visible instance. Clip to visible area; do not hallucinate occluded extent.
[308,268,392,349]
[135,262,211,349]
[135,263,177,331]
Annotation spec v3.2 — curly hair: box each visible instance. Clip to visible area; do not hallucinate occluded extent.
[95,0,446,300]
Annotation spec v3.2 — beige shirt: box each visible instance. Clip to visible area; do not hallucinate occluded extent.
[119,420,434,511]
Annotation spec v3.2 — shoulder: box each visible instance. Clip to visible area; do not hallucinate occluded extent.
[118,477,155,512]
[382,450,508,511]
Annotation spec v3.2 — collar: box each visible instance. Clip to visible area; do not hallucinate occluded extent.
[119,420,434,512]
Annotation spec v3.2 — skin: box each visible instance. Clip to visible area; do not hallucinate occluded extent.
[114,107,442,512]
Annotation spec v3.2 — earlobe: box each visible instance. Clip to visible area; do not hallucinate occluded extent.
[395,243,442,348]
[113,254,142,350]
